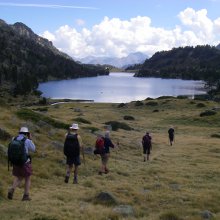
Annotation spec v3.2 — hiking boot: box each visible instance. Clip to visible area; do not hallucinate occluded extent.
[7,188,14,200]
[64,176,69,183]
[22,194,31,201]
[104,168,109,174]
[98,171,103,175]
[73,177,78,184]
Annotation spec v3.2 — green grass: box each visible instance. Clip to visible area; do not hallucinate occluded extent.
[0,98,220,220]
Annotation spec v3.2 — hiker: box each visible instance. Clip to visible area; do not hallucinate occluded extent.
[63,123,84,184]
[168,126,175,146]
[142,132,152,161]
[7,127,36,201]
[101,131,115,174]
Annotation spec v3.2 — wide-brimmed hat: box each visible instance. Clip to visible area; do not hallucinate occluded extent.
[70,123,79,130]
[19,127,29,133]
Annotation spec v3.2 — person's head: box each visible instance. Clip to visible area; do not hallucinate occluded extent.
[146,132,149,135]
[19,127,30,136]
[69,123,79,132]
[105,130,110,138]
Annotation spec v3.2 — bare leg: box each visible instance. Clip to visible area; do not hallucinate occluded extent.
[73,165,78,183]
[12,176,23,189]
[65,164,73,183]
[24,176,31,195]
[8,176,23,200]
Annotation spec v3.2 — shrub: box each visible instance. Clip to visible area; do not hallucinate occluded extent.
[157,96,175,100]
[135,101,144,106]
[211,133,220,138]
[200,110,217,117]
[33,107,48,112]
[39,97,47,105]
[177,95,188,99]
[194,94,210,101]
[145,101,158,106]
[74,117,91,124]
[118,103,126,108]
[196,103,206,108]
[105,121,133,131]
[153,109,159,112]
[123,115,135,120]
[16,108,69,129]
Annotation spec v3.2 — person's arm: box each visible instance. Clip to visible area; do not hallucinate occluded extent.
[26,138,36,152]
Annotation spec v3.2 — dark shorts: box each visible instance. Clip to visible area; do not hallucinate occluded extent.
[66,156,81,166]
[143,146,151,155]
[13,162,33,177]
[169,135,174,141]
[100,154,109,164]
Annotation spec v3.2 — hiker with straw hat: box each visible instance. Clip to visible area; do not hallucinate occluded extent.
[63,123,84,184]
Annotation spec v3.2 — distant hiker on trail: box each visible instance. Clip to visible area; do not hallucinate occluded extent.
[63,123,84,184]
[7,127,36,201]
[142,132,152,161]
[94,131,115,175]
[168,126,175,146]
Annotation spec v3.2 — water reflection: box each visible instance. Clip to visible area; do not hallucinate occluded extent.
[38,72,206,103]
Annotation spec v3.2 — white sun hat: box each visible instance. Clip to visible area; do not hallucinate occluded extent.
[70,123,79,130]
[19,127,29,133]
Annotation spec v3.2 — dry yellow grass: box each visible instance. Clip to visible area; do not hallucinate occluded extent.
[0,97,220,220]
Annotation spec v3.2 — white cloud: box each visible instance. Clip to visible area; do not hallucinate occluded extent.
[41,8,220,59]
[76,19,86,26]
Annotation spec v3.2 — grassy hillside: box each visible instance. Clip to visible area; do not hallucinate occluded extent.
[0,97,220,220]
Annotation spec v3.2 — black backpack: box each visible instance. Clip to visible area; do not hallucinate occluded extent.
[8,136,28,166]
[142,135,151,147]
[64,133,80,157]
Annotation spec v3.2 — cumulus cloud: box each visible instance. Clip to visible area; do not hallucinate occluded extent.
[41,8,220,59]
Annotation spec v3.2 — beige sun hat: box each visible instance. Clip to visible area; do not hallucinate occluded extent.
[19,127,29,133]
[70,123,79,130]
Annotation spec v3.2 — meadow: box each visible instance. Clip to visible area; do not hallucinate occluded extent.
[0,96,220,220]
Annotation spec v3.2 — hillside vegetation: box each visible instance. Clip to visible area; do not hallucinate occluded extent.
[0,96,220,220]
[0,19,108,95]
[135,45,220,93]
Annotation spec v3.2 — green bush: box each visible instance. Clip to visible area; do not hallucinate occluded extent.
[145,101,158,106]
[194,94,210,101]
[117,103,126,108]
[105,121,133,131]
[123,115,135,120]
[157,96,175,100]
[200,110,217,117]
[196,103,206,108]
[211,133,220,138]
[16,108,69,129]
[74,117,91,124]
[135,101,144,106]
[177,95,188,99]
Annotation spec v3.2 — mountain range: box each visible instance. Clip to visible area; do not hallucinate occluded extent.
[0,19,108,95]
[77,52,148,68]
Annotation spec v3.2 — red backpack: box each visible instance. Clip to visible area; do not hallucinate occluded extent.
[94,137,105,154]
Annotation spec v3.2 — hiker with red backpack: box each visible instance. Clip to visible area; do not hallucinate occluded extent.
[63,123,84,184]
[142,132,152,161]
[7,127,36,201]
[94,131,115,175]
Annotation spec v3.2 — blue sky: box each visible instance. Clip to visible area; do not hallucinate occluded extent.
[0,0,220,58]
